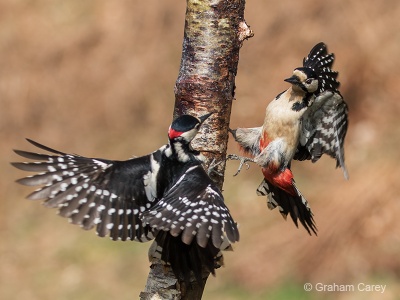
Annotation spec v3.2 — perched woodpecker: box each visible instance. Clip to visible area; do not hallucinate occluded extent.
[12,113,239,283]
[230,42,348,235]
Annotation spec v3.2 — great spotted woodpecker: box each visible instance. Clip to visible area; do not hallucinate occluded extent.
[12,113,239,283]
[229,42,348,235]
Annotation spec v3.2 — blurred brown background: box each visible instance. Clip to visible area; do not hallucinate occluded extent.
[1,1,400,299]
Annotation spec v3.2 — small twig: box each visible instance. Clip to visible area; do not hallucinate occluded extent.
[226,154,255,176]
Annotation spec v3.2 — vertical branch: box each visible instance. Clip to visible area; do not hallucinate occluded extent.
[174,0,253,187]
[140,0,252,299]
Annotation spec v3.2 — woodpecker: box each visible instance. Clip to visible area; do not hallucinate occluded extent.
[12,113,239,283]
[229,42,348,235]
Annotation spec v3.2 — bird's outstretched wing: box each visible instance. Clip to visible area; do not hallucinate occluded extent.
[294,91,349,179]
[12,138,158,241]
[142,164,239,283]
[303,42,340,94]
[142,164,239,249]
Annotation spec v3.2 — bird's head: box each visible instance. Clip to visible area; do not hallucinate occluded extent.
[168,112,213,144]
[284,67,319,94]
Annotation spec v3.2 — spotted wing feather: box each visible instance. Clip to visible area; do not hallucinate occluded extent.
[12,139,156,242]
[303,42,340,93]
[141,165,239,249]
[295,92,349,179]
[141,164,239,283]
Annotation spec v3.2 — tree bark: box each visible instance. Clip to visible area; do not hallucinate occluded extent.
[174,0,253,187]
[140,0,252,299]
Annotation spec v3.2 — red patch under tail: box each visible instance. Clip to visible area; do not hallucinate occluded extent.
[262,167,296,196]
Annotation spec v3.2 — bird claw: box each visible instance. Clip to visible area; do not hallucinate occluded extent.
[226,154,254,176]
[207,158,224,177]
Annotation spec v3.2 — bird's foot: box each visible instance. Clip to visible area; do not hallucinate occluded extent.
[207,158,224,177]
[226,154,255,176]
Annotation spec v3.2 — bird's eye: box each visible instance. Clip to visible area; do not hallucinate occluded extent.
[305,78,314,84]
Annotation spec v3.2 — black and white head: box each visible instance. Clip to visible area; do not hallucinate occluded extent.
[168,113,213,144]
[284,67,319,94]
[285,42,341,94]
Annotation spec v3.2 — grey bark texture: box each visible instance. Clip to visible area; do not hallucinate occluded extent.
[140,0,252,299]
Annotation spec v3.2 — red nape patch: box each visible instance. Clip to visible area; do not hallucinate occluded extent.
[168,128,183,139]
[262,167,296,196]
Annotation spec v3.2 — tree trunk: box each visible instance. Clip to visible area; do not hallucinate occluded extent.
[140,0,252,299]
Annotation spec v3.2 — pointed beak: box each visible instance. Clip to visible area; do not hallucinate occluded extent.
[284,75,300,85]
[198,112,214,124]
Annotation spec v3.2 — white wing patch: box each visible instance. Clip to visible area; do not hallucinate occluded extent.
[143,153,161,202]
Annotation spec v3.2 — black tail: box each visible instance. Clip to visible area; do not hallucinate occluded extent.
[256,179,317,235]
[151,231,223,284]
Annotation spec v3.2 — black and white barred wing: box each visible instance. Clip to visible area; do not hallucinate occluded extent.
[12,139,157,242]
[294,91,349,179]
[303,42,340,94]
[142,165,239,249]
